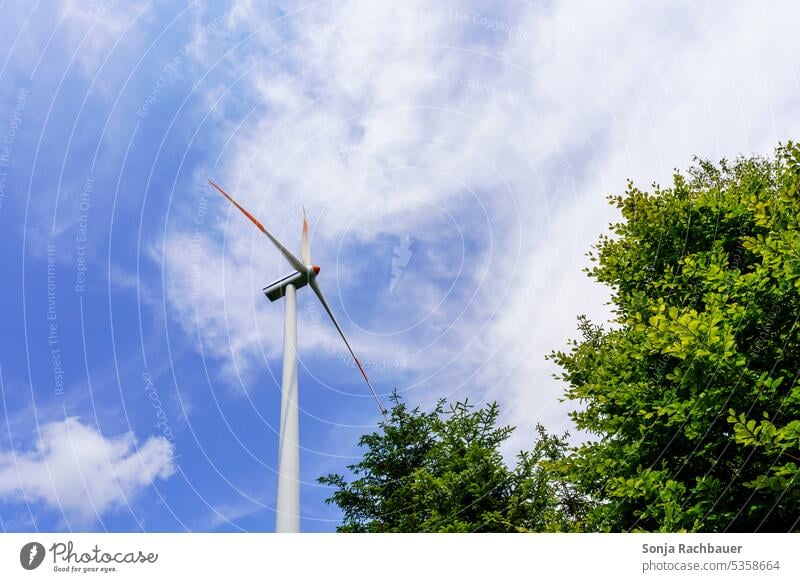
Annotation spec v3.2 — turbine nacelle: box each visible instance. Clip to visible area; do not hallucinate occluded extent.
[263,266,319,302]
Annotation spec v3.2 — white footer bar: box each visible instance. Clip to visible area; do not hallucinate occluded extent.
[1,533,797,581]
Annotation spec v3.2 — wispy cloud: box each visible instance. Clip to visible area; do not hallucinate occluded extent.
[162,0,800,443]
[57,0,153,76]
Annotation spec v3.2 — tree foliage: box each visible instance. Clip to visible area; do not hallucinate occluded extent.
[319,393,587,532]
[551,143,800,532]
[322,143,800,533]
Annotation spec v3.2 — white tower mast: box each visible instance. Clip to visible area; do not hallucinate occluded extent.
[275,283,300,532]
[208,180,386,534]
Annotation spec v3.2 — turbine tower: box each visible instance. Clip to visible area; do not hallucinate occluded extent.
[208,179,386,533]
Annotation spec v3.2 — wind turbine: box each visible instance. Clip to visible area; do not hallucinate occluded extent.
[208,179,386,533]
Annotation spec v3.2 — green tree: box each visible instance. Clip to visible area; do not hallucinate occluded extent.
[551,143,800,532]
[319,393,587,532]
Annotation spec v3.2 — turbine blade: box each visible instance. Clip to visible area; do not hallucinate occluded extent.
[300,207,311,266]
[309,278,387,416]
[208,179,306,273]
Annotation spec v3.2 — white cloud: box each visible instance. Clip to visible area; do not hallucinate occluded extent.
[57,0,153,75]
[163,0,800,445]
[199,498,266,531]
[0,417,176,523]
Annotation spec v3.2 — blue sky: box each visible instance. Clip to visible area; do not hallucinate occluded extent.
[0,0,799,532]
